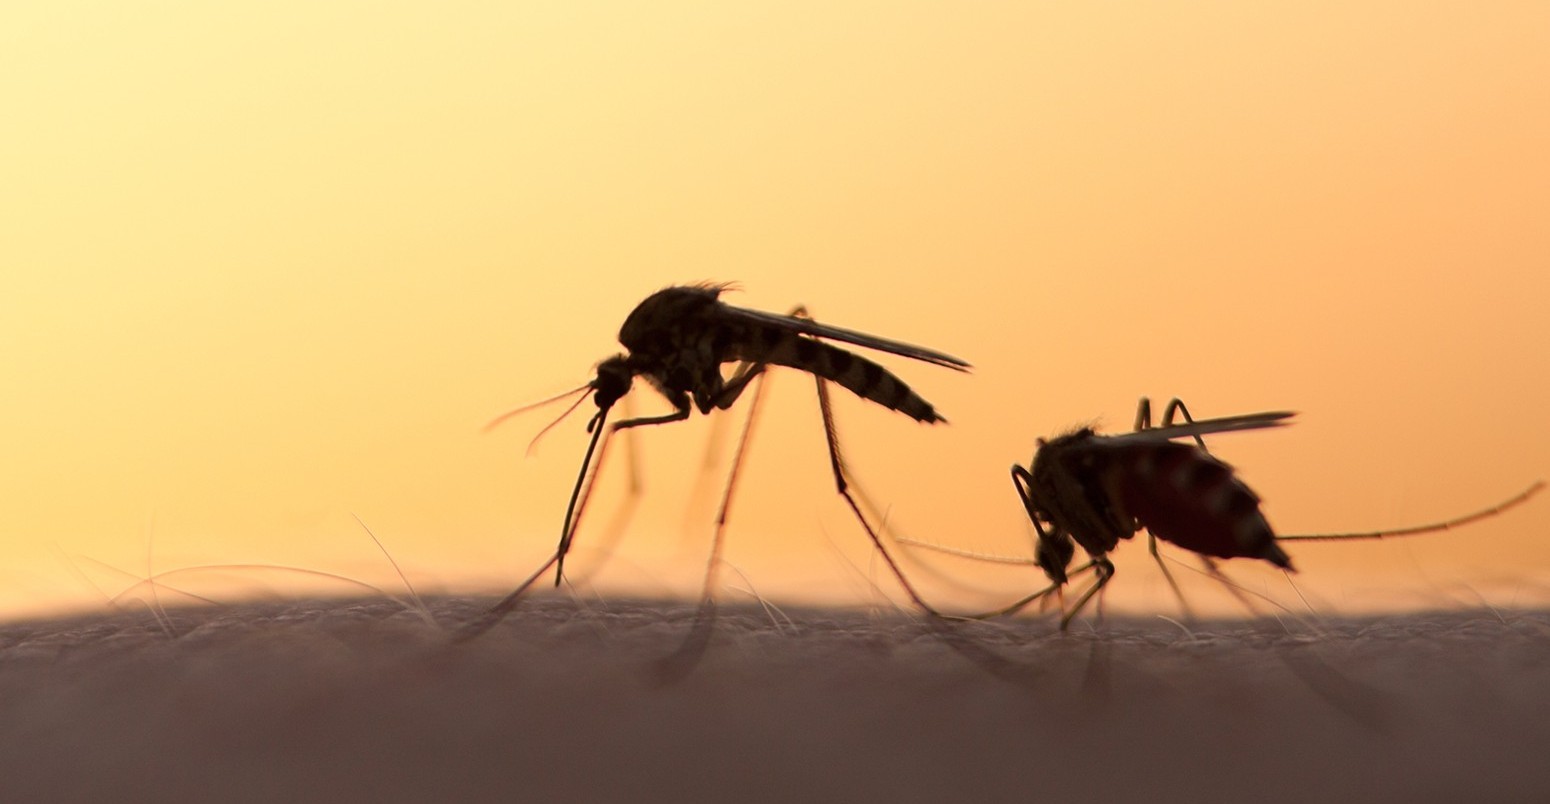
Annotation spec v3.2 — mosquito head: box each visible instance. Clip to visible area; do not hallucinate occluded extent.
[591,354,635,411]
[1034,531,1075,585]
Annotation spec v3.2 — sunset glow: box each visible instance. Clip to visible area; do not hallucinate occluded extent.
[3,2,1547,621]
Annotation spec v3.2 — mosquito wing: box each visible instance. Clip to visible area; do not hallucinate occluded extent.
[1102,410,1296,446]
[717,304,971,371]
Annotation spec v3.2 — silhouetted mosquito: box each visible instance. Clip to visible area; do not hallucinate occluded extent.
[461,283,969,655]
[905,397,1543,629]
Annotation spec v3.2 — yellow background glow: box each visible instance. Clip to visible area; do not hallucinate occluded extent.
[3,2,1547,620]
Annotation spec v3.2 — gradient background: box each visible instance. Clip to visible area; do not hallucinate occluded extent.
[3,2,1546,622]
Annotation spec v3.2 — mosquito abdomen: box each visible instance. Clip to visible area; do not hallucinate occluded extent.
[1114,441,1293,569]
[738,329,946,423]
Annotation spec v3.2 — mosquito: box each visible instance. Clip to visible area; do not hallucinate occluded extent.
[461,282,970,649]
[906,397,1543,629]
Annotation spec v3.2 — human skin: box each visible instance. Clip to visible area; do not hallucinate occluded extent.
[1,597,1547,803]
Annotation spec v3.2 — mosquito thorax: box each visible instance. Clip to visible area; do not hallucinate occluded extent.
[1028,429,1095,480]
[1035,533,1076,584]
[617,284,724,354]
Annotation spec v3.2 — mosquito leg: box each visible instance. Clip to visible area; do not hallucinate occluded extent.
[692,351,773,468]
[1159,398,1190,426]
[554,418,628,582]
[708,359,768,411]
[1011,464,1040,525]
[544,407,669,586]
[556,403,690,583]
[1148,530,1196,621]
[813,372,943,616]
[575,399,693,581]
[1197,555,1264,616]
[456,553,563,641]
[703,371,772,599]
[567,393,650,588]
[1059,556,1115,631]
[1276,481,1544,542]
[661,311,841,677]
[616,389,644,500]
[653,369,774,681]
[962,560,1098,620]
[686,391,734,518]
[1013,465,1077,577]
[1133,396,1154,432]
[967,580,1060,620]
[456,408,618,640]
[675,360,773,597]
[1135,396,1206,620]
[825,427,956,593]
[1134,395,1210,448]
[1156,397,1207,449]
[611,408,692,430]
[764,304,941,616]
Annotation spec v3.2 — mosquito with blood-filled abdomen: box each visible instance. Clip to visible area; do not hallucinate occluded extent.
[460,282,969,656]
[902,397,1543,629]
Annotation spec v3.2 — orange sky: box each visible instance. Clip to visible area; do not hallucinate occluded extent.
[3,2,1547,622]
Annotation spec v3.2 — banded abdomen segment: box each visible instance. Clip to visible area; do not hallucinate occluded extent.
[733,327,946,423]
[1108,440,1293,569]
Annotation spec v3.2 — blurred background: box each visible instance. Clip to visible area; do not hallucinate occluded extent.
[2,2,1546,622]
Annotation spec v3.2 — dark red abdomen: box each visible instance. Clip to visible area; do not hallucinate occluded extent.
[1111,441,1293,569]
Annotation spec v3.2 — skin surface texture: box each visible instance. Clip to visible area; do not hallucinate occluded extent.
[2,596,1548,803]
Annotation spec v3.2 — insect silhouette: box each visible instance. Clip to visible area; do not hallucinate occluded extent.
[461,283,969,657]
[905,397,1543,629]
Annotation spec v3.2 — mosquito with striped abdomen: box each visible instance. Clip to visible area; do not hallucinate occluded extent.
[902,397,1543,629]
[461,282,969,663]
